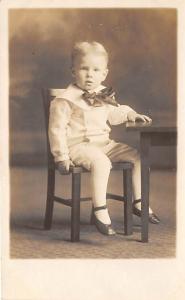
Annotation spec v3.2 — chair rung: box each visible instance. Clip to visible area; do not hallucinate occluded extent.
[106,193,125,201]
[54,194,125,206]
[54,196,92,206]
[80,197,92,201]
[54,196,72,206]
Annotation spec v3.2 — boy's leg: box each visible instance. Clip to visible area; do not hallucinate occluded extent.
[103,141,155,215]
[69,143,112,224]
[102,141,160,223]
[103,141,142,201]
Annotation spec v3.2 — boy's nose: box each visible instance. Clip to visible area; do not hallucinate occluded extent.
[87,70,93,77]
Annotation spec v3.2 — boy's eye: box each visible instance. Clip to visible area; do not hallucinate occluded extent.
[80,66,88,70]
[79,66,101,72]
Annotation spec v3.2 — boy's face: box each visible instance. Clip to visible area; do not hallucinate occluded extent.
[72,53,108,92]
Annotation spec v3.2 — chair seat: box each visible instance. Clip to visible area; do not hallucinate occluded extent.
[55,161,133,174]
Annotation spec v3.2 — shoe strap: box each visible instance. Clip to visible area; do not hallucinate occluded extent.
[94,205,107,212]
[133,199,141,205]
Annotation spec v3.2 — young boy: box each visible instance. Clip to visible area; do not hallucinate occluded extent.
[49,41,160,236]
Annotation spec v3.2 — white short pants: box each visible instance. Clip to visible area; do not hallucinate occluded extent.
[69,139,140,170]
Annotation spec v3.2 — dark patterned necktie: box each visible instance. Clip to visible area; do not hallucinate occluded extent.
[82,87,119,107]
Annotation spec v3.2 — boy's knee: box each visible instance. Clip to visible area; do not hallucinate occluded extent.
[128,148,141,165]
[90,156,111,171]
[70,144,112,171]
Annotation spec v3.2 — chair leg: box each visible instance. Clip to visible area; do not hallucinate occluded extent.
[90,206,95,224]
[71,173,81,242]
[44,168,55,230]
[123,168,133,235]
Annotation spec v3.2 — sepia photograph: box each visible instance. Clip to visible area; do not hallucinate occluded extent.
[1,1,185,299]
[9,7,176,258]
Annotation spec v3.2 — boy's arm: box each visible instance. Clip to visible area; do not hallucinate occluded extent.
[48,98,72,163]
[108,105,152,125]
[108,104,136,125]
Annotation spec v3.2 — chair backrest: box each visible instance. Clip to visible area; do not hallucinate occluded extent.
[42,88,64,169]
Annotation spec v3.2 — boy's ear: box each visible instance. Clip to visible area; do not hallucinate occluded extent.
[71,68,76,77]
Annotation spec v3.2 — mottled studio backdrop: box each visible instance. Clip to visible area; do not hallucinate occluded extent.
[9,9,177,167]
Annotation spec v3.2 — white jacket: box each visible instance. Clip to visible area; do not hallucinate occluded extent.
[48,83,136,162]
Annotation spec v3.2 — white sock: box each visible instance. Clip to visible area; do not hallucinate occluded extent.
[94,208,111,225]
[134,201,153,214]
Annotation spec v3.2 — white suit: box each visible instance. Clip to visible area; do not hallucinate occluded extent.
[49,83,141,205]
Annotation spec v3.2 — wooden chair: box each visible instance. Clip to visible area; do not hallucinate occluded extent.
[42,88,133,242]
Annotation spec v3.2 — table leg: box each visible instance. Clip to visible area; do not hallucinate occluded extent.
[140,132,150,242]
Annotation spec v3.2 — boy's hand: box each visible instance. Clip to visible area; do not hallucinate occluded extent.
[127,111,152,123]
[57,160,75,174]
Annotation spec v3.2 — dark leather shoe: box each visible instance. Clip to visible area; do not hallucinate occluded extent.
[94,215,116,235]
[92,205,116,236]
[133,200,160,224]
[149,213,160,224]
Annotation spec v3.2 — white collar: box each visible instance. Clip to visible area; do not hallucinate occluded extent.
[57,83,106,109]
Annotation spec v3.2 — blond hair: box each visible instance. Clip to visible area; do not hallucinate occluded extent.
[71,41,108,66]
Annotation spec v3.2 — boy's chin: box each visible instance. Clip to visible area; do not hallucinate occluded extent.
[75,82,100,92]
[83,85,99,92]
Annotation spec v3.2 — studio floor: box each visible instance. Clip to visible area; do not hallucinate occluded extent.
[10,167,176,259]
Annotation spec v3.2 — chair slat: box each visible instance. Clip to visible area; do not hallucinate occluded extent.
[47,88,65,97]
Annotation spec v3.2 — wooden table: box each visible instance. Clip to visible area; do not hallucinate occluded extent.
[126,118,177,242]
